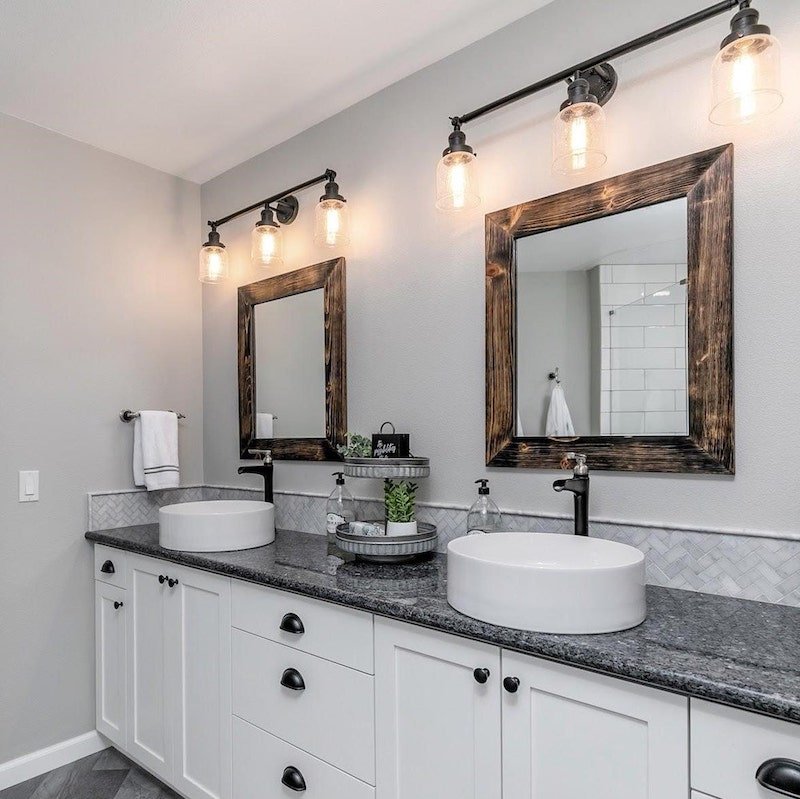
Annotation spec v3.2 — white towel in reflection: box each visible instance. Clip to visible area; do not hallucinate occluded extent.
[256,413,274,438]
[133,411,179,491]
[545,384,575,438]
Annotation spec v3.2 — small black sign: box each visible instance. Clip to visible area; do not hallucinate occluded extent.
[372,421,410,458]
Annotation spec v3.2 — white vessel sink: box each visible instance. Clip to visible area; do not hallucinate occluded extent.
[159,500,275,552]
[447,532,646,634]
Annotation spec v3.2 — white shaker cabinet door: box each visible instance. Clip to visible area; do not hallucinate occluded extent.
[375,618,502,799]
[502,652,688,799]
[125,554,173,782]
[95,581,126,747]
[169,564,232,799]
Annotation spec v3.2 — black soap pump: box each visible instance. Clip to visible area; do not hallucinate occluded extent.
[467,479,503,534]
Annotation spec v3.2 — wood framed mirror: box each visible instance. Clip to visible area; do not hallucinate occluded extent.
[238,257,346,460]
[486,145,733,473]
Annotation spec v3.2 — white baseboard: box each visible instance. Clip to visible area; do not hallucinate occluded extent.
[0,730,108,791]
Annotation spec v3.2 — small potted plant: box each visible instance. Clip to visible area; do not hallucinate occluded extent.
[384,479,418,537]
[337,432,372,458]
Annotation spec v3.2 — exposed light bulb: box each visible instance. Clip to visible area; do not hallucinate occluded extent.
[552,78,607,176]
[710,6,782,125]
[314,180,350,248]
[435,123,480,211]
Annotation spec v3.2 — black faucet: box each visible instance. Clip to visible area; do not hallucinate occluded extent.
[238,449,274,503]
[553,452,589,536]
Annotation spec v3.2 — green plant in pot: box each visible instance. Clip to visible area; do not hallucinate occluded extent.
[384,479,418,537]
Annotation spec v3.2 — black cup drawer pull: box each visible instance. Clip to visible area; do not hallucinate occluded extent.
[100,560,115,574]
[756,758,800,797]
[280,668,306,691]
[473,668,491,684]
[281,766,306,792]
[280,613,305,635]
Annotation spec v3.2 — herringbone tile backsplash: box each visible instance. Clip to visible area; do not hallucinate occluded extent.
[88,486,800,608]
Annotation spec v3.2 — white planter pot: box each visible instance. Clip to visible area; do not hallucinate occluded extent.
[386,520,418,538]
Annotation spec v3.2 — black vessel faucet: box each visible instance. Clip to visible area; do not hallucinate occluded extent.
[238,449,274,503]
[553,452,589,536]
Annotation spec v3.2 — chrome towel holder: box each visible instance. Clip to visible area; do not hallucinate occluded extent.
[119,409,186,423]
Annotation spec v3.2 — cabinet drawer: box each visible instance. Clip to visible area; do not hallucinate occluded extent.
[94,545,127,588]
[692,699,800,799]
[232,629,375,784]
[233,716,373,799]
[232,580,373,673]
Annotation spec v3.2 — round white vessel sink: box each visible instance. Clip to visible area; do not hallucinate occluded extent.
[159,500,275,552]
[447,532,646,634]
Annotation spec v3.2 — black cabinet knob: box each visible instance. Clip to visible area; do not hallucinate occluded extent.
[100,560,115,574]
[756,758,800,797]
[158,574,167,584]
[503,676,520,693]
[113,601,124,610]
[281,766,307,792]
[168,578,179,588]
[280,668,306,691]
[473,668,491,684]
[280,613,305,635]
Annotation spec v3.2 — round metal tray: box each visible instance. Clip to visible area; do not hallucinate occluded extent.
[343,456,430,479]
[335,521,438,563]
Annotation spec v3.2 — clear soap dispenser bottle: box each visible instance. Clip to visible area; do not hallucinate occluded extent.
[326,472,356,543]
[467,479,503,534]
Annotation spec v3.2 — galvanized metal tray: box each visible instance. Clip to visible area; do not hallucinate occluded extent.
[335,520,437,563]
[343,456,430,479]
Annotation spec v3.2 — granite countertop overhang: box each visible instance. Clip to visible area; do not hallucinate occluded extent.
[86,525,800,725]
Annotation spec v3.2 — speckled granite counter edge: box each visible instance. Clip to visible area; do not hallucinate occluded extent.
[85,528,800,726]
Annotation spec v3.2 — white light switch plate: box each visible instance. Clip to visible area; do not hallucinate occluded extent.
[19,471,39,502]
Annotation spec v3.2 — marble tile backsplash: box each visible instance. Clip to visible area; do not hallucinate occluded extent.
[88,486,800,608]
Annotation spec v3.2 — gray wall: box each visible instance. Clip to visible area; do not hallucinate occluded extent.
[0,113,202,762]
[516,271,592,435]
[202,0,800,537]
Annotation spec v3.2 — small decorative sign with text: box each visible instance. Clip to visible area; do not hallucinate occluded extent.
[372,421,410,458]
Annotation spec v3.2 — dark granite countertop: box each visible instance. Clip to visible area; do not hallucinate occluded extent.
[86,525,800,725]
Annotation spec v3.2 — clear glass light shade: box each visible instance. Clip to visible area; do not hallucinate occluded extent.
[251,223,283,268]
[314,199,350,247]
[435,151,480,211]
[552,101,607,175]
[710,34,782,125]
[199,245,229,284]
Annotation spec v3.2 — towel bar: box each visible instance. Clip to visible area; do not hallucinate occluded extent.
[119,409,186,422]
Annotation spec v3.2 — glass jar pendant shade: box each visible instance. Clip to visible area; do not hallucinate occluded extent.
[199,228,229,283]
[552,78,607,175]
[710,6,782,125]
[436,125,479,211]
[314,178,350,247]
[251,207,283,268]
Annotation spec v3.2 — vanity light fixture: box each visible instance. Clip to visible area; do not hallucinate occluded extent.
[710,1,782,125]
[314,175,350,247]
[199,169,346,283]
[436,0,782,208]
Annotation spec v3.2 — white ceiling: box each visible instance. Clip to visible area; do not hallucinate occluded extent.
[0,0,554,183]
[516,199,688,273]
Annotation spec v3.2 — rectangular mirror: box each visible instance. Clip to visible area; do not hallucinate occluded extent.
[516,198,688,438]
[239,258,346,460]
[486,146,733,473]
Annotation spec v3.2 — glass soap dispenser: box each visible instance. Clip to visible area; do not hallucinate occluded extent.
[467,479,503,534]
[326,472,356,543]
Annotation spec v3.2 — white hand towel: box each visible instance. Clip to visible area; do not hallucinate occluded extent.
[133,411,180,490]
[256,413,274,438]
[545,384,575,438]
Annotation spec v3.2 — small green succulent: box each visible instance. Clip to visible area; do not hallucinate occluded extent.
[384,479,418,523]
[337,433,372,458]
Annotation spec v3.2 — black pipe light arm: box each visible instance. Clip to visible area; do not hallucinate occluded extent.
[451,0,741,128]
[207,169,337,229]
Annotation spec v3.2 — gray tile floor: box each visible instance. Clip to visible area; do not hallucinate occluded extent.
[0,749,180,799]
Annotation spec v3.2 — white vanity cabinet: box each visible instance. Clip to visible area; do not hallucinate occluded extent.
[375,618,503,799]
[502,652,688,799]
[97,551,232,799]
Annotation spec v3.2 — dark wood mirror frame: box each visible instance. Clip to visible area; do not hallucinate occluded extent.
[238,257,346,461]
[486,145,734,474]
